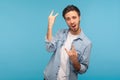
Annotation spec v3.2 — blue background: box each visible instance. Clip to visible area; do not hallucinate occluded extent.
[0,0,120,80]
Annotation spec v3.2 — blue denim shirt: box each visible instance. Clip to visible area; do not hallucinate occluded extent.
[44,29,92,80]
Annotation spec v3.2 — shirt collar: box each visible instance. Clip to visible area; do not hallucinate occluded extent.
[64,29,84,41]
[77,30,85,41]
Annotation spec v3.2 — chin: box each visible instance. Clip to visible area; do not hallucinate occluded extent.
[73,30,78,32]
[72,28,79,32]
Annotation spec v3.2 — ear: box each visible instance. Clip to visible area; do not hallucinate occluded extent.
[78,16,81,23]
[80,16,81,20]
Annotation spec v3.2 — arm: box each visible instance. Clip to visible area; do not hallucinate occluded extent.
[65,44,92,73]
[45,10,59,52]
[47,10,58,41]
[79,43,92,74]
[65,45,80,71]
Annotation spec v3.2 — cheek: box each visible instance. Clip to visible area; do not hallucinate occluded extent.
[78,18,80,23]
[76,19,80,24]
[66,21,70,25]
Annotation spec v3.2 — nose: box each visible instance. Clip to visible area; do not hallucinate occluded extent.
[70,19,74,24]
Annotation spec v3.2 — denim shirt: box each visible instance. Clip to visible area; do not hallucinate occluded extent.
[44,29,92,80]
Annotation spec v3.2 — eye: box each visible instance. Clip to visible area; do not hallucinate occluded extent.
[65,17,70,21]
[72,16,77,19]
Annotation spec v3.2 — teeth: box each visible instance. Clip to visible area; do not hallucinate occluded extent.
[72,25,76,27]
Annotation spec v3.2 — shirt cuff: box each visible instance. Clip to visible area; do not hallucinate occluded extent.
[79,64,87,74]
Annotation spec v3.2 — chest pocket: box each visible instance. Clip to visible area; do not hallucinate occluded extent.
[56,33,66,48]
[57,39,64,48]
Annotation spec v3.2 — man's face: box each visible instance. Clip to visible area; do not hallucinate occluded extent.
[64,11,80,32]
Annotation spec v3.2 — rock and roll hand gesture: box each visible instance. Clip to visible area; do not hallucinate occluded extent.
[65,45,78,63]
[65,45,80,71]
[47,10,58,41]
[48,10,58,29]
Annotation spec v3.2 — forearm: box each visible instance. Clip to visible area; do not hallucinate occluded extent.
[46,24,58,52]
[72,58,81,71]
[72,59,88,74]
[47,26,52,41]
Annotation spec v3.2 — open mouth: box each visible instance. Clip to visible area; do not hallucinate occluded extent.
[72,25,76,29]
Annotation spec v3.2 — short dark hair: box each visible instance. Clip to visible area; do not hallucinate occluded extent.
[62,5,81,18]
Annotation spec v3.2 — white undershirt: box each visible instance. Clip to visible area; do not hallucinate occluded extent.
[57,32,78,80]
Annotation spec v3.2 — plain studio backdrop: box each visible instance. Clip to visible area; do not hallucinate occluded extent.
[0,0,120,80]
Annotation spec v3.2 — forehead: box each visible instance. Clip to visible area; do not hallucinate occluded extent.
[65,11,79,18]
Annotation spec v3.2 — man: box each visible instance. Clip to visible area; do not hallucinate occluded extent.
[44,5,92,80]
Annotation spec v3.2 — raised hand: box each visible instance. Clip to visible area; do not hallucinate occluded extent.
[48,10,58,29]
[47,10,58,41]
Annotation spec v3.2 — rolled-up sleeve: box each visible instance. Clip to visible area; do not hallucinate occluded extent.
[45,30,63,53]
[79,43,92,74]
[45,36,57,52]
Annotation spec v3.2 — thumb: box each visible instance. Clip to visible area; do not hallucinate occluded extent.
[64,48,68,54]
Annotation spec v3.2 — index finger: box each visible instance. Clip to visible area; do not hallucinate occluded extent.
[65,48,69,54]
[49,10,54,16]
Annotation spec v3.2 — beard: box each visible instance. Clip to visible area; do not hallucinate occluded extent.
[70,25,80,32]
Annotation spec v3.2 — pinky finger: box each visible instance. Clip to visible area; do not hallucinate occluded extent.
[55,13,59,17]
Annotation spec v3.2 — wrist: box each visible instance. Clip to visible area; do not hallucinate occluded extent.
[73,58,79,65]
[48,24,53,29]
[72,59,80,71]
[48,27,52,31]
